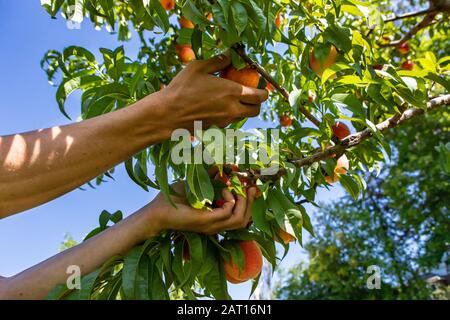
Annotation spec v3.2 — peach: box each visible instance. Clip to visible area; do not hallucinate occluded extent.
[325,154,349,184]
[224,240,263,283]
[220,66,260,88]
[310,45,338,76]
[177,46,195,64]
[179,16,194,29]
[280,115,292,127]
[160,0,175,11]
[332,122,350,140]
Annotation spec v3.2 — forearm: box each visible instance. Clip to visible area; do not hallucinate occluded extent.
[0,92,172,217]
[0,207,160,300]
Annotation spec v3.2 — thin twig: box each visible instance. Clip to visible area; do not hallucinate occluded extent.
[288,94,450,168]
[231,44,322,128]
[232,94,449,182]
[380,12,438,47]
[384,8,436,22]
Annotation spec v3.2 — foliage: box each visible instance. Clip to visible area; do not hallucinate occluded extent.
[275,110,450,299]
[39,0,449,299]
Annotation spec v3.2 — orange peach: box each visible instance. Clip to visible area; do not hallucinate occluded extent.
[224,240,263,283]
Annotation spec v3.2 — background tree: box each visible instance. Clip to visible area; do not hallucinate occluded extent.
[38,0,449,299]
[275,110,450,300]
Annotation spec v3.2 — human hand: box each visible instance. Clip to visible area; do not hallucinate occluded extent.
[138,181,257,237]
[155,53,269,131]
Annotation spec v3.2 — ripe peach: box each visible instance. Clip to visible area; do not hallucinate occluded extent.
[160,0,175,11]
[280,115,292,127]
[308,90,316,103]
[220,66,260,88]
[398,42,409,55]
[401,59,414,70]
[266,82,274,92]
[179,16,194,29]
[325,154,349,184]
[309,45,338,76]
[275,12,283,28]
[177,46,195,64]
[224,240,263,283]
[332,122,350,140]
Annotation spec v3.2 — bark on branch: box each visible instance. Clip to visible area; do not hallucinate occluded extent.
[380,0,450,46]
[288,94,450,168]
[384,8,437,22]
[380,12,438,47]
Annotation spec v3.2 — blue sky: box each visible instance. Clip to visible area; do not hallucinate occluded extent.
[0,1,345,299]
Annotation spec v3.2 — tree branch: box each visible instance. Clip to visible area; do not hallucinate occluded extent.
[384,8,437,22]
[380,12,438,47]
[288,94,450,168]
[231,44,322,128]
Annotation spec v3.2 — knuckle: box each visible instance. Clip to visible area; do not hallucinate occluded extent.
[188,60,201,71]
[261,90,269,101]
[248,105,261,117]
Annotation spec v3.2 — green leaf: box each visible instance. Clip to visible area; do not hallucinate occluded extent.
[136,255,150,299]
[155,151,175,207]
[203,247,230,300]
[252,197,271,235]
[45,283,73,300]
[125,158,149,191]
[98,0,115,28]
[191,27,203,59]
[266,189,287,227]
[63,46,96,63]
[78,269,101,299]
[122,240,155,299]
[144,0,170,33]
[195,164,214,205]
[230,2,248,35]
[323,24,352,52]
[148,256,169,299]
[339,174,361,200]
[182,0,210,26]
[56,73,101,119]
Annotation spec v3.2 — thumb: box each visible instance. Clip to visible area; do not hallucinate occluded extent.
[198,51,231,74]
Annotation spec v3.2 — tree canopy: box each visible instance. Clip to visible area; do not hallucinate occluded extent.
[275,110,449,300]
[39,0,449,299]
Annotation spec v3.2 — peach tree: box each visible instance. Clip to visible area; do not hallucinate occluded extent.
[40,0,450,299]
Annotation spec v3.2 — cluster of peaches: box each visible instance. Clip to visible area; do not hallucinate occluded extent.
[160,0,284,66]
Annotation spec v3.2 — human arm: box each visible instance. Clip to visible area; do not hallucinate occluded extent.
[0,54,268,218]
[0,183,257,300]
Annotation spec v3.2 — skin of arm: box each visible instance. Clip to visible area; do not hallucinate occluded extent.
[0,183,257,300]
[0,54,268,217]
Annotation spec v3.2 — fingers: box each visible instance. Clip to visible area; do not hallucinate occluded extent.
[196,51,231,74]
[236,103,261,118]
[184,187,257,235]
[231,86,268,118]
[239,86,269,105]
[209,188,256,232]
